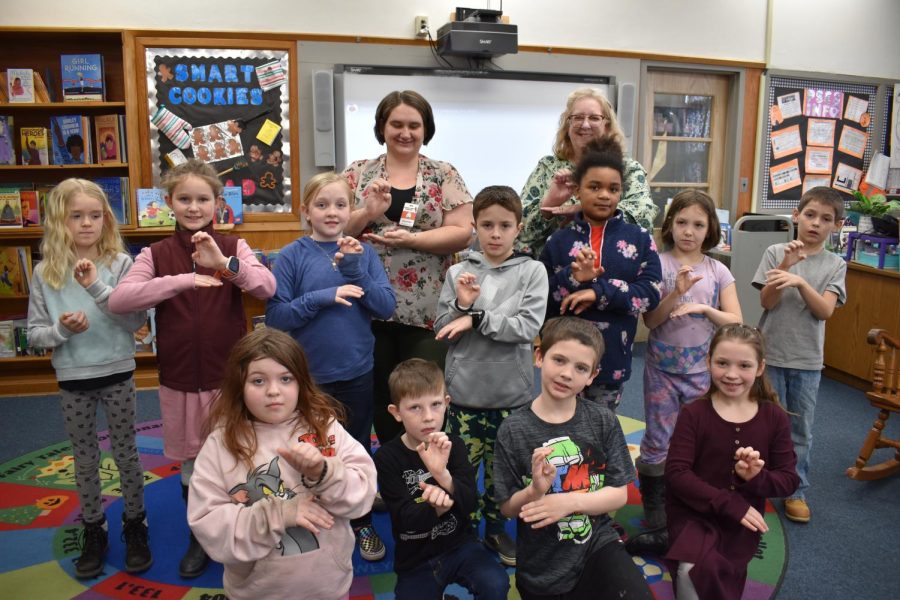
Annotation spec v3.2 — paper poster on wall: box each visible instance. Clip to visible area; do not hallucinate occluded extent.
[833,162,862,193]
[803,175,831,194]
[837,125,868,159]
[777,92,803,120]
[844,96,868,123]
[891,84,900,169]
[771,159,802,194]
[804,88,844,118]
[805,147,833,174]
[771,125,803,159]
[806,119,836,147]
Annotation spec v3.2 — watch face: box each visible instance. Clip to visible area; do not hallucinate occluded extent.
[228,256,240,273]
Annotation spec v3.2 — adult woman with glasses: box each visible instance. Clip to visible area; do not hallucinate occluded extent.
[517,87,657,258]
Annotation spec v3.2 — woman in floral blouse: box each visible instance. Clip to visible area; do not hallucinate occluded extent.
[518,87,658,258]
[342,90,473,445]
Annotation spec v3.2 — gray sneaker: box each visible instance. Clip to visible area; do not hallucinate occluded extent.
[484,532,516,567]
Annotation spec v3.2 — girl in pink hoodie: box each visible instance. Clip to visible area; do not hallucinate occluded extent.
[188,327,376,600]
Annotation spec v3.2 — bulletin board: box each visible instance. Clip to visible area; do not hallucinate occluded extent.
[759,75,877,211]
[145,47,291,212]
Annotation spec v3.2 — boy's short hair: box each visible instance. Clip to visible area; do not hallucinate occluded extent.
[473,185,523,224]
[388,358,445,405]
[540,317,605,369]
[798,186,844,221]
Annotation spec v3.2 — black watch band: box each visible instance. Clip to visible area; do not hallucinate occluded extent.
[469,309,484,329]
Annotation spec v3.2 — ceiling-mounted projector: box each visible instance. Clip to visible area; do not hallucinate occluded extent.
[437,7,518,57]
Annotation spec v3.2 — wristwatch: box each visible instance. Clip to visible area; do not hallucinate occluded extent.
[223,256,240,278]
[468,309,485,329]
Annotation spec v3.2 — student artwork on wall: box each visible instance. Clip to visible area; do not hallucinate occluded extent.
[144,48,291,212]
[760,75,878,211]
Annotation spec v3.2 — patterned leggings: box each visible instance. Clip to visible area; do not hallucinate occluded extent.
[639,365,709,465]
[59,378,145,522]
[446,405,512,534]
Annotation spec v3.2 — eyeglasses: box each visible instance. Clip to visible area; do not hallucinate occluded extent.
[568,114,608,126]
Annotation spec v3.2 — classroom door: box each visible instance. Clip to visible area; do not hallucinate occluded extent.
[640,70,731,224]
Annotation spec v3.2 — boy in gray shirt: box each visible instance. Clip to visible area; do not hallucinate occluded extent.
[752,186,847,523]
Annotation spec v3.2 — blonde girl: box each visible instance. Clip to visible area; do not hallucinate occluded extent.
[665,324,798,599]
[27,178,151,578]
[628,190,742,556]
[109,159,276,577]
[188,327,376,600]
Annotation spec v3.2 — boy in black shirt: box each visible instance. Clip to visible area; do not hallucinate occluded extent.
[374,359,509,600]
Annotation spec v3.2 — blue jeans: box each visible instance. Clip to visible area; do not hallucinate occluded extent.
[767,366,820,499]
[394,540,509,600]
[319,369,374,451]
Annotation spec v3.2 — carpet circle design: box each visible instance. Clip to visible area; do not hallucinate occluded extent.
[0,417,786,599]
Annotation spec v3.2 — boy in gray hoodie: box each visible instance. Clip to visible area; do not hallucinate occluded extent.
[435,185,549,567]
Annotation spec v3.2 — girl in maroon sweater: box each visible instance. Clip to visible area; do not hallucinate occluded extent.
[665,324,798,599]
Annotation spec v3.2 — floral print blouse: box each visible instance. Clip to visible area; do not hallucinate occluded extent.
[342,154,472,329]
[517,154,658,258]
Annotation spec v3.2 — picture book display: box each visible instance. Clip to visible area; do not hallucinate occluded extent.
[50,115,89,165]
[6,69,34,103]
[215,186,243,226]
[94,114,121,164]
[19,191,40,226]
[0,246,27,296]
[60,54,105,102]
[0,192,23,228]
[20,127,49,166]
[0,116,14,165]
[93,177,130,225]
[137,188,175,228]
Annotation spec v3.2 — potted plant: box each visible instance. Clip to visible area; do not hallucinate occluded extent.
[849,191,900,236]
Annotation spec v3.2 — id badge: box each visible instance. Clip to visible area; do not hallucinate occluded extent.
[399,202,418,227]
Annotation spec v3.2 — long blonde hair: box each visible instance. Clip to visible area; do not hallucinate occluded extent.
[553,88,627,162]
[39,178,125,290]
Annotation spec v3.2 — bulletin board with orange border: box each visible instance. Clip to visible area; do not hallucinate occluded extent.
[760,75,877,210]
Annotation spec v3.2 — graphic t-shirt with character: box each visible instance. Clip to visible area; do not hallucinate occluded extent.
[494,400,634,595]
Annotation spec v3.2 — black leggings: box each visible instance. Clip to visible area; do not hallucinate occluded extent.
[518,539,653,600]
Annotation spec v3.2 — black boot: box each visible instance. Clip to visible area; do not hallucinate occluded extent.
[122,511,153,573]
[179,483,209,579]
[75,516,108,578]
[625,461,669,556]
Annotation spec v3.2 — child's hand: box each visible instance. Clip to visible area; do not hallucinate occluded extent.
[292,495,334,534]
[560,288,597,315]
[193,274,224,289]
[416,432,452,478]
[418,481,454,516]
[530,447,557,496]
[765,269,804,290]
[73,259,97,288]
[335,284,364,306]
[455,272,480,307]
[674,264,703,295]
[334,236,363,264]
[669,302,708,319]
[740,505,769,533]
[570,247,604,283]
[59,311,89,333]
[278,443,326,482]
[520,494,570,529]
[363,178,392,220]
[435,315,473,340]
[779,240,807,269]
[734,446,765,481]
[190,231,228,270]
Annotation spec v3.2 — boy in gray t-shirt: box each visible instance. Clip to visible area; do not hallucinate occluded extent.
[752,186,847,524]
[494,318,652,600]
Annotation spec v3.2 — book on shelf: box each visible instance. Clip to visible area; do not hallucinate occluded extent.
[0,320,14,358]
[19,191,40,227]
[49,115,89,165]
[17,247,33,294]
[20,127,50,166]
[0,191,24,229]
[118,114,128,164]
[0,71,50,104]
[93,176,130,225]
[136,188,175,228]
[12,317,43,356]
[60,54,105,102]
[215,186,244,227]
[134,308,157,354]
[0,116,14,166]
[6,68,35,103]
[0,246,28,296]
[94,114,121,165]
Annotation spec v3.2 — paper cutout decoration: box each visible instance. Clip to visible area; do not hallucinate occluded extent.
[151,106,192,149]
[255,60,286,92]
[256,119,282,146]
[191,120,244,164]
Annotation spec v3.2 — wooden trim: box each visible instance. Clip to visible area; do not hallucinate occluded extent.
[822,366,870,392]
[737,68,763,218]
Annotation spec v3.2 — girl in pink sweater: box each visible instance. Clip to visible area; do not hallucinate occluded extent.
[188,327,376,600]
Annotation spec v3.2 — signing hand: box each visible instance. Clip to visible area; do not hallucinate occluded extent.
[540,202,583,218]
[418,481,454,516]
[60,310,89,334]
[455,272,480,307]
[520,493,571,529]
[292,495,334,534]
[335,284,364,307]
[779,240,807,270]
[540,169,576,210]
[191,231,228,270]
[73,258,97,288]
[363,178,392,221]
[435,315,474,340]
[669,302,708,319]
[734,446,765,482]
[193,274,224,288]
[674,264,703,295]
[765,269,804,290]
[740,505,768,533]
[417,432,452,478]
[570,247,603,283]
[363,228,416,249]
[334,235,363,264]
[530,447,557,496]
[560,288,597,315]
[278,443,326,482]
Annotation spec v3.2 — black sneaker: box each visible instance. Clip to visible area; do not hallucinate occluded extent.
[122,511,153,573]
[75,517,108,579]
[179,532,210,578]
[484,532,516,567]
[355,525,386,561]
